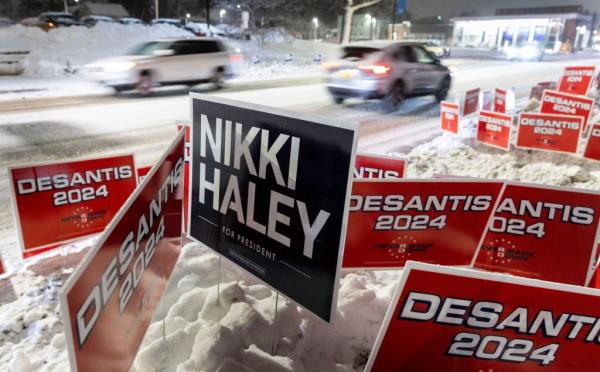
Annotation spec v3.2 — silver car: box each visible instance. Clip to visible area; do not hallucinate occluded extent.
[85,38,237,93]
[324,41,451,111]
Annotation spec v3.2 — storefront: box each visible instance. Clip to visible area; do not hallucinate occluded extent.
[452,12,593,53]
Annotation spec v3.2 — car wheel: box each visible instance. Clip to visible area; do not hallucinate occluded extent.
[212,68,226,90]
[381,81,404,112]
[136,70,153,95]
[333,96,345,105]
[435,76,451,102]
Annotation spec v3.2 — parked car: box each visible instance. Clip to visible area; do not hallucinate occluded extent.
[118,17,144,25]
[323,41,451,111]
[424,42,450,58]
[150,18,181,26]
[84,38,238,93]
[39,12,82,27]
[0,16,14,27]
[22,12,81,31]
[81,15,114,27]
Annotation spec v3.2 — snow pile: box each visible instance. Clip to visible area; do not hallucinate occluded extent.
[0,23,191,77]
[399,118,600,189]
[0,269,69,371]
[0,242,400,372]
[132,244,400,372]
[0,24,332,79]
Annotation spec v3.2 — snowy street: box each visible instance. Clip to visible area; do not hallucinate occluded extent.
[5,0,600,369]
[1,57,600,270]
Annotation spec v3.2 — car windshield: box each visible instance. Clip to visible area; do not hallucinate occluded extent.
[128,41,172,55]
[341,47,380,60]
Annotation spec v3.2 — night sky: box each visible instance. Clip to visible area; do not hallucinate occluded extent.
[407,0,600,18]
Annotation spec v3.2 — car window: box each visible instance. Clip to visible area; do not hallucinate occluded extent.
[129,41,172,55]
[341,47,380,60]
[173,40,223,55]
[412,46,435,64]
[400,46,417,62]
[389,45,411,62]
[198,40,222,53]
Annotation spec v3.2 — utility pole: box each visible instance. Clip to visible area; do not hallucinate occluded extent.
[154,0,159,19]
[206,0,211,36]
[391,0,397,40]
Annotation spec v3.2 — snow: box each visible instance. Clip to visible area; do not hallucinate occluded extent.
[130,244,401,372]
[396,87,600,188]
[0,24,327,81]
[1,268,70,371]
[0,241,401,372]
[3,108,600,371]
[2,43,600,371]
[1,24,191,77]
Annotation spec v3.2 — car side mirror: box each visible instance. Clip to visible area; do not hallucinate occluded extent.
[153,49,174,56]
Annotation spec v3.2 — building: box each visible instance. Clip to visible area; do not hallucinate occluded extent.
[451,5,595,53]
[337,14,389,42]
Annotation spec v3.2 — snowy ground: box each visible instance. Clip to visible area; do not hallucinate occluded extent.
[1,39,600,371]
[6,119,600,371]
[0,24,327,93]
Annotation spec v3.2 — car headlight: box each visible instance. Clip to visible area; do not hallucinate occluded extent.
[521,46,539,60]
[505,48,517,58]
[102,61,136,73]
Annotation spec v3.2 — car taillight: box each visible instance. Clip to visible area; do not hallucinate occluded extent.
[229,54,244,63]
[358,64,391,76]
[321,61,340,71]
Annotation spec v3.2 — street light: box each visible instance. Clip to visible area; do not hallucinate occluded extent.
[186,13,190,24]
[219,9,226,23]
[312,17,319,41]
[365,14,371,22]
[370,17,376,39]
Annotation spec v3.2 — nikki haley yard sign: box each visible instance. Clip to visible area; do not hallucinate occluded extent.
[188,94,358,322]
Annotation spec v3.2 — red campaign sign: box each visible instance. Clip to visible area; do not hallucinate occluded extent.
[584,124,600,162]
[440,101,460,134]
[366,261,600,372]
[176,120,191,233]
[342,179,505,269]
[558,66,595,96]
[463,88,480,116]
[516,112,583,154]
[540,90,595,129]
[354,153,405,179]
[482,90,493,111]
[9,155,137,256]
[473,182,600,286]
[530,81,557,100]
[137,166,152,183]
[60,132,185,372]
[494,88,507,113]
[476,110,513,151]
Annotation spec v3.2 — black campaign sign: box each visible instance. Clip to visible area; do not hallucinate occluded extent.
[189,95,357,322]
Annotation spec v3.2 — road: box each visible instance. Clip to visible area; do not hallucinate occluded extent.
[1,57,599,269]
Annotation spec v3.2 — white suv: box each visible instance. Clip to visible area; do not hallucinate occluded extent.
[85,38,237,93]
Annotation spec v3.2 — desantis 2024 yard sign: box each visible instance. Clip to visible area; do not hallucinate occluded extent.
[189,94,358,322]
[366,261,600,372]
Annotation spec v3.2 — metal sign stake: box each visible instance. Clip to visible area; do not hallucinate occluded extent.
[271,292,280,355]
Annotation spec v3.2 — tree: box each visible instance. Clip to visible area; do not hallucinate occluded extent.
[342,0,382,44]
